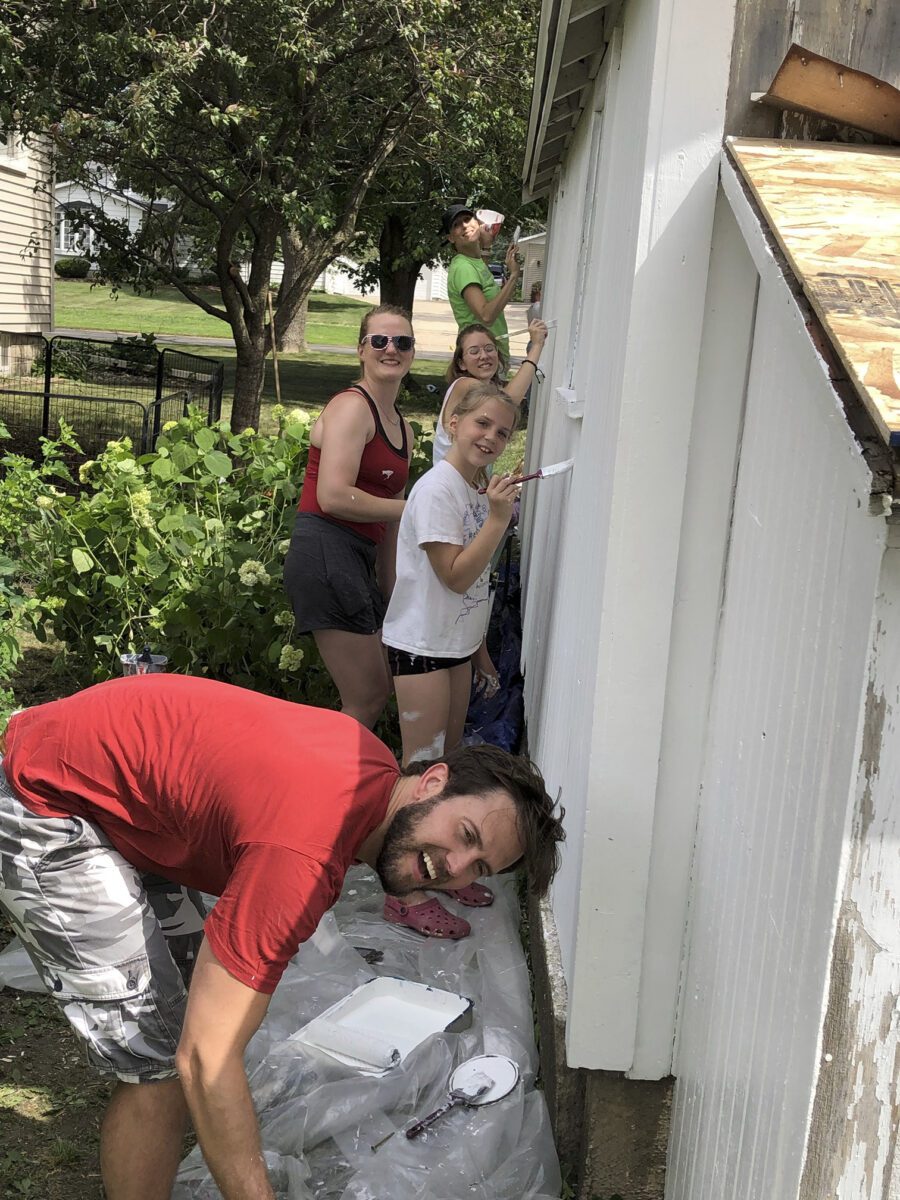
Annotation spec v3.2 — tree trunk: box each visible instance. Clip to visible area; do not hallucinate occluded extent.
[277,293,309,352]
[230,338,268,433]
[276,232,310,352]
[378,213,423,314]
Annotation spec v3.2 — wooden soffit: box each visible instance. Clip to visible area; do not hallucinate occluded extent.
[522,0,619,200]
[728,137,900,447]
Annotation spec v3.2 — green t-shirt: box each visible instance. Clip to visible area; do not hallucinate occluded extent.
[447,253,509,357]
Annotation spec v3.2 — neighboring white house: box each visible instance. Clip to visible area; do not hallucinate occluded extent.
[54,175,166,262]
[517,231,546,299]
[0,134,53,360]
[414,261,448,302]
[519,1,900,1198]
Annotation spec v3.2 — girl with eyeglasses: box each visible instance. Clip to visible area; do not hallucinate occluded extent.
[433,319,547,467]
[283,304,415,729]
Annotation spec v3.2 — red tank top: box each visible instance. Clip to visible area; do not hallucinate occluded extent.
[298,385,410,544]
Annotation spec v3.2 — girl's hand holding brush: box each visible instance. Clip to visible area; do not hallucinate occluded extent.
[484,471,521,524]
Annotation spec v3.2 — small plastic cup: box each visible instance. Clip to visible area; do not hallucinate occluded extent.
[120,653,168,676]
[476,209,504,236]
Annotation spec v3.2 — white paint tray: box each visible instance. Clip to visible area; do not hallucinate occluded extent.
[291,976,473,1074]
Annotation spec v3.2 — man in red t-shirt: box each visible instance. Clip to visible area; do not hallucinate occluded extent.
[0,674,563,1200]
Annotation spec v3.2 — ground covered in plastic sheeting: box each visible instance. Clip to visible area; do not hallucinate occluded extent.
[174,868,562,1199]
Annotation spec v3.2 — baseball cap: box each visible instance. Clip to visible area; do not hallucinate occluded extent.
[441,204,476,235]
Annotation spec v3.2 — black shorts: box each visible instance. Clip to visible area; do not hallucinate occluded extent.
[387,647,472,677]
[284,514,386,636]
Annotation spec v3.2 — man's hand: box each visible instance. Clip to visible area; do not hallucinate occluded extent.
[176,939,275,1200]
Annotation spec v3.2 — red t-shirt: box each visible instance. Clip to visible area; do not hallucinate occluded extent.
[4,675,397,993]
[298,385,409,543]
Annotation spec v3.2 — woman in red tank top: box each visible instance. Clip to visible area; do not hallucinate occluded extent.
[284,305,483,942]
[284,305,414,728]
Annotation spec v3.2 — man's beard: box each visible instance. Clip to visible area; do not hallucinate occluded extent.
[375,792,448,895]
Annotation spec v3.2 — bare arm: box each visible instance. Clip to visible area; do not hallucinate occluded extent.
[175,940,275,1199]
[376,418,414,597]
[503,320,548,405]
[424,475,519,594]
[460,244,521,327]
[315,392,405,524]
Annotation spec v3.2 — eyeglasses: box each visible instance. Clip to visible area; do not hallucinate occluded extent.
[361,334,415,352]
[463,344,498,357]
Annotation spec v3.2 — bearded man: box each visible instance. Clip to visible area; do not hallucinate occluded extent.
[0,674,563,1200]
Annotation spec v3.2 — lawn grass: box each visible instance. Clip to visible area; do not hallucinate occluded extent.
[175,344,528,468]
[165,344,448,432]
[54,281,371,346]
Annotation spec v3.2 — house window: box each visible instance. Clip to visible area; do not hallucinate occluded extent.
[55,205,94,255]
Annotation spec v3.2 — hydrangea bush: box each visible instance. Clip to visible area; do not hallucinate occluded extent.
[1,405,434,732]
[0,408,331,703]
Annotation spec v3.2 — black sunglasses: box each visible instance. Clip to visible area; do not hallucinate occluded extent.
[361,334,415,352]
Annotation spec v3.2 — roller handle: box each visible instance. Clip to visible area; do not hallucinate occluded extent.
[405,1094,464,1138]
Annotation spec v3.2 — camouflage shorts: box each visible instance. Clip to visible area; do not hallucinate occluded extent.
[0,762,207,1083]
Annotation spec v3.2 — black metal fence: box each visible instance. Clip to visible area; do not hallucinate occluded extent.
[0,331,224,465]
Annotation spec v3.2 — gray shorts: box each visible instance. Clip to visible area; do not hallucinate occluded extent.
[283,513,387,635]
[0,762,207,1083]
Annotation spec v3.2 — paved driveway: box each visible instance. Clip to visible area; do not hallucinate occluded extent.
[54,300,532,362]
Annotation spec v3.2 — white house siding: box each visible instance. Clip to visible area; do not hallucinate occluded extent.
[520,0,737,1075]
[519,236,545,300]
[665,192,886,1198]
[0,139,53,336]
[414,262,448,303]
[799,523,900,1200]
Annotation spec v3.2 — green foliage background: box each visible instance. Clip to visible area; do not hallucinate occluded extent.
[0,410,433,730]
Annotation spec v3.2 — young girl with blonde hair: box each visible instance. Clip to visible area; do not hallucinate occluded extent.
[380,382,521,938]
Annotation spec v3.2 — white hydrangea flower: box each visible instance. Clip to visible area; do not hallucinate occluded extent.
[238,559,271,587]
[278,644,304,672]
[273,610,293,628]
[36,495,55,510]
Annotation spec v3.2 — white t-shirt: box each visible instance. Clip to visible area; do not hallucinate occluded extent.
[382,460,490,658]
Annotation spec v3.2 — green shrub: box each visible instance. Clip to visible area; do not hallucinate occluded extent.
[0,409,338,703]
[54,256,91,279]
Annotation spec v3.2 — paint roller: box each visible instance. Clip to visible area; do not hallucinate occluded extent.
[305,1020,401,1070]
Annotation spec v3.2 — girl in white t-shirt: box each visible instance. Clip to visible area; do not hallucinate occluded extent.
[380,383,520,939]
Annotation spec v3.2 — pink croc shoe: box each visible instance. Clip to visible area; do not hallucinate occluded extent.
[442,882,494,907]
[383,895,471,940]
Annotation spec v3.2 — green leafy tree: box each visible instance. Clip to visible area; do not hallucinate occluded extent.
[351,0,546,315]
[2,0,527,431]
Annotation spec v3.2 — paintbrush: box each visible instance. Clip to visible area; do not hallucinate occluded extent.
[478,458,573,493]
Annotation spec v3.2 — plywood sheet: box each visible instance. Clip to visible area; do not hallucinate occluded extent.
[728,137,900,446]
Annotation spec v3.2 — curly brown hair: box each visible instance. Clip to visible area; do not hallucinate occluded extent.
[402,743,565,897]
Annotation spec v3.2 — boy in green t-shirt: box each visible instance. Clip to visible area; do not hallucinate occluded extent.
[443,204,520,359]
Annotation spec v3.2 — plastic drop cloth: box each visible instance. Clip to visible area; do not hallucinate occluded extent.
[172,867,561,1199]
